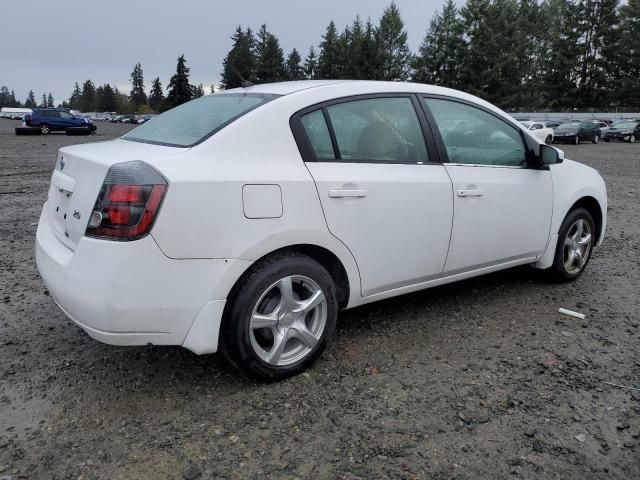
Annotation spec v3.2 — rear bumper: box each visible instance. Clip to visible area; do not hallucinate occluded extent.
[35,204,250,354]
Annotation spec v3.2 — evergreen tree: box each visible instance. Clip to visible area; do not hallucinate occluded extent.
[0,87,10,108]
[412,0,465,88]
[342,16,379,79]
[460,0,522,108]
[10,90,20,107]
[376,2,411,81]
[192,83,205,97]
[80,80,96,112]
[47,93,54,108]
[148,77,164,111]
[98,84,117,112]
[303,46,318,79]
[221,26,256,89]
[165,54,192,109]
[40,93,47,108]
[541,0,581,109]
[318,21,341,78]
[619,0,640,107]
[286,48,304,80]
[129,62,147,108]
[25,90,36,108]
[255,24,286,83]
[69,82,82,110]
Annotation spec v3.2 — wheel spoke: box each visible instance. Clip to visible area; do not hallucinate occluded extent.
[278,277,294,312]
[267,330,289,364]
[295,289,325,315]
[250,312,279,330]
[565,249,576,268]
[574,219,584,239]
[573,249,583,266]
[578,233,591,246]
[291,324,319,349]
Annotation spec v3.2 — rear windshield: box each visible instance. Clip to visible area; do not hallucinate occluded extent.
[122,93,278,147]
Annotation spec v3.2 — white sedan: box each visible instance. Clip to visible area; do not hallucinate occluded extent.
[36,81,607,379]
[520,121,555,144]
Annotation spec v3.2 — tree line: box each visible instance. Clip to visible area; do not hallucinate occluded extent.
[221,0,640,111]
[2,0,639,113]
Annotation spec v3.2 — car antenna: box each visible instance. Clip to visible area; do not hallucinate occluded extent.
[230,63,254,89]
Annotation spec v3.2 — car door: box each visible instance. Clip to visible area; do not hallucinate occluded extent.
[59,111,76,129]
[47,111,64,130]
[292,95,454,297]
[421,96,552,273]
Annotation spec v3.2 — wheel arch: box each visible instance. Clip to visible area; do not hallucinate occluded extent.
[228,243,352,311]
[566,196,603,244]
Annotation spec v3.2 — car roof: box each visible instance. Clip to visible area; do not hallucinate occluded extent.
[221,80,349,95]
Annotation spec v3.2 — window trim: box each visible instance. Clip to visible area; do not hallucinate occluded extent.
[418,94,540,169]
[290,93,441,165]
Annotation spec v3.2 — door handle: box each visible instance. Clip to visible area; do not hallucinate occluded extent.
[457,189,484,197]
[328,189,367,198]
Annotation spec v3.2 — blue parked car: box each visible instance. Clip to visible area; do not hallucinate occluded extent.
[24,108,96,134]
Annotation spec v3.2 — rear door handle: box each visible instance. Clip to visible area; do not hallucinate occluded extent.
[328,189,367,198]
[457,189,484,197]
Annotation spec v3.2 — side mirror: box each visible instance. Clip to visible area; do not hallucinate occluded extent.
[540,144,564,165]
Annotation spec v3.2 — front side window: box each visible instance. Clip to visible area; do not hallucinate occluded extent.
[123,93,278,147]
[323,97,428,163]
[424,98,526,167]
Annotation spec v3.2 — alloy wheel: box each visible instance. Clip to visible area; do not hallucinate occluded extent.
[630,135,636,144]
[249,275,327,366]
[41,124,50,135]
[563,219,592,275]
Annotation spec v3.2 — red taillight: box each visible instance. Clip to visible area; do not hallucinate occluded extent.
[86,161,167,241]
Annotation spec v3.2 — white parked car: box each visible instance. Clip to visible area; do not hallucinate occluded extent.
[520,121,554,144]
[36,81,607,379]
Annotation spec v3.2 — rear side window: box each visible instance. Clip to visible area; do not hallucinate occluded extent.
[326,97,427,163]
[301,110,336,160]
[123,93,278,147]
[424,98,526,167]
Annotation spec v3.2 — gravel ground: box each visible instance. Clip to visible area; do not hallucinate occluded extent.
[0,119,639,480]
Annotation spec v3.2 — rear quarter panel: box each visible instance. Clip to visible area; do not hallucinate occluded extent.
[148,97,363,305]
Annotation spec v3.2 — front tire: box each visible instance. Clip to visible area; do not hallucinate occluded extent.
[574,135,579,145]
[592,134,599,144]
[221,252,338,380]
[630,134,636,144]
[547,208,595,282]
[40,124,50,135]
[545,134,553,144]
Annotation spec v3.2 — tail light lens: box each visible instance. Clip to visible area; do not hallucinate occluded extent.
[86,161,167,241]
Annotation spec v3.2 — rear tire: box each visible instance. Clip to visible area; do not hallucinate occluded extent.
[546,208,595,283]
[545,134,552,144]
[573,135,579,145]
[630,134,636,144]
[592,134,599,144]
[40,124,50,135]
[221,252,338,380]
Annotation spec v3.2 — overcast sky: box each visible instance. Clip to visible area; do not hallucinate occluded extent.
[3,0,449,105]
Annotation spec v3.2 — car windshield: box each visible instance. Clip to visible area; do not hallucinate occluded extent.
[123,93,278,147]
[557,122,579,129]
[612,122,637,129]
[520,121,532,128]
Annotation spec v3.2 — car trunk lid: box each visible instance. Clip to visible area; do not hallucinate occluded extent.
[45,139,187,251]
